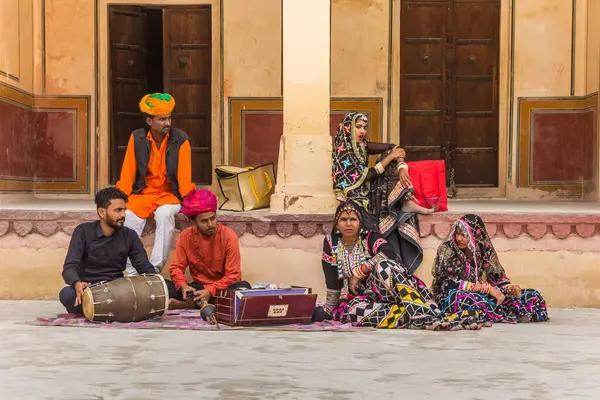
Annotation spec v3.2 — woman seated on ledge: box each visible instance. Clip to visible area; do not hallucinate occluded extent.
[431,214,549,325]
[313,201,478,330]
[332,112,432,274]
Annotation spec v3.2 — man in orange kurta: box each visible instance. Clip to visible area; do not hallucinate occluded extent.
[116,93,196,275]
[165,189,251,309]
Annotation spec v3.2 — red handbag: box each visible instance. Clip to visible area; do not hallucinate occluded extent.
[406,160,448,212]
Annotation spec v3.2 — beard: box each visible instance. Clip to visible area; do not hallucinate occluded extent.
[106,215,125,230]
[196,224,216,236]
[199,227,216,236]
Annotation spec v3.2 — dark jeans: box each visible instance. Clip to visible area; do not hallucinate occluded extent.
[165,280,251,302]
[59,286,83,314]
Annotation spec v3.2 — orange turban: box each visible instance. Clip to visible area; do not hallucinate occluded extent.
[139,93,175,116]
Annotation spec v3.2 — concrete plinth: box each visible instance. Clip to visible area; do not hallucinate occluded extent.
[270,134,338,213]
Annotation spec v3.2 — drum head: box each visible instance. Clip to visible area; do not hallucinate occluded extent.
[82,287,94,321]
[155,274,170,312]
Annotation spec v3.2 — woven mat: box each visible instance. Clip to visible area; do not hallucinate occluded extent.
[26,309,374,332]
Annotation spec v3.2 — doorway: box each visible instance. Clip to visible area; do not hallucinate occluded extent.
[108,5,213,185]
[399,0,500,189]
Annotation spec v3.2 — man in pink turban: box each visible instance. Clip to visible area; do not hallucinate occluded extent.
[166,189,251,309]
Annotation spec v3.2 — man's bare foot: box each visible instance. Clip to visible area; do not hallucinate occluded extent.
[401,200,435,215]
[169,298,197,310]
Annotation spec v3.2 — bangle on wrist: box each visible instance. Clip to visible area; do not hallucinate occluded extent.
[374,162,385,175]
[397,162,409,172]
[353,267,365,280]
[484,283,491,294]
[360,263,372,276]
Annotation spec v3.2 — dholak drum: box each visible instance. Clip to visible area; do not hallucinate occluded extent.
[82,274,169,323]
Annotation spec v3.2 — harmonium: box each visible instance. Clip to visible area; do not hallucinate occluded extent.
[215,287,317,326]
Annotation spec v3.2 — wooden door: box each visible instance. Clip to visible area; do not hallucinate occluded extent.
[163,7,213,185]
[400,0,500,188]
[109,6,148,184]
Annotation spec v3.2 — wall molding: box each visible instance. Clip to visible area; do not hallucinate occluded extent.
[0,82,90,193]
[517,92,597,195]
[2,209,600,241]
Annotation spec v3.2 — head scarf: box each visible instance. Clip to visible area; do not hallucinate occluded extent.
[431,214,507,295]
[139,93,176,116]
[181,189,218,218]
[332,112,370,208]
[332,200,363,234]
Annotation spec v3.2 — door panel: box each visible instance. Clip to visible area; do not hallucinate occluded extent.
[400,0,500,188]
[455,80,494,111]
[454,151,497,187]
[453,117,496,147]
[455,45,495,75]
[109,6,148,184]
[452,0,499,186]
[454,0,499,39]
[169,83,212,113]
[402,44,443,74]
[400,1,446,163]
[404,79,444,110]
[168,48,212,80]
[401,1,446,37]
[163,6,213,185]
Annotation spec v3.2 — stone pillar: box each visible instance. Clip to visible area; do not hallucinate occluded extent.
[270,0,337,214]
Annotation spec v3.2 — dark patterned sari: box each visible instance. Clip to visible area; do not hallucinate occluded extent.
[332,112,423,273]
[431,214,549,324]
[319,231,451,330]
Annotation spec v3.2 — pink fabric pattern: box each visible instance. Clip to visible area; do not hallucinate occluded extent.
[181,189,218,218]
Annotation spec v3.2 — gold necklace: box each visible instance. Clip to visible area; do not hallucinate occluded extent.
[341,237,359,246]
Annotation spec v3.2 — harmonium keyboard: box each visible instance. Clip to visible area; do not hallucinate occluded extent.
[215,287,317,326]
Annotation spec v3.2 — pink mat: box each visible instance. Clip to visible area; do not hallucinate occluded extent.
[27,309,374,332]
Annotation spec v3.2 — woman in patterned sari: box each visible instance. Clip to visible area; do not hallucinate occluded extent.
[313,201,478,330]
[431,214,549,325]
[332,111,432,273]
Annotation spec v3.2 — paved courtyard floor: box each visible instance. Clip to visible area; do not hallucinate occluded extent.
[0,301,599,400]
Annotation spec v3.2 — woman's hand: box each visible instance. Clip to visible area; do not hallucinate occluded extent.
[508,284,522,298]
[398,168,412,188]
[488,286,505,305]
[349,276,361,295]
[389,146,406,160]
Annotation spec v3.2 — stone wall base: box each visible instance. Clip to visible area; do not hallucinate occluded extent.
[3,231,599,308]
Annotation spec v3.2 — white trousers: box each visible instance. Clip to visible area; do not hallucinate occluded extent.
[124,203,181,276]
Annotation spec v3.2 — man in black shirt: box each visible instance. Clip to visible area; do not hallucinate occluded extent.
[59,187,156,314]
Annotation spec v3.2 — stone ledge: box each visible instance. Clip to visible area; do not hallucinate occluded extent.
[1,210,600,239]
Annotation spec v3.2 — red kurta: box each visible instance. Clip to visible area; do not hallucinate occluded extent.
[168,224,242,295]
